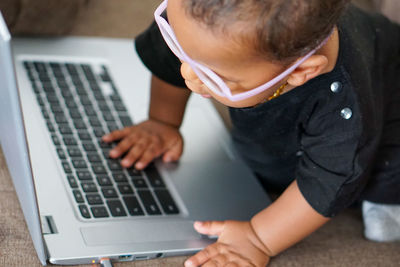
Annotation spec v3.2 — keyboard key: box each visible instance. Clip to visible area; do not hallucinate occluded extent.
[110,93,122,102]
[56,148,66,159]
[87,153,102,163]
[137,190,161,215]
[84,106,96,116]
[73,120,86,130]
[97,175,112,186]
[83,142,97,151]
[67,175,78,188]
[113,172,128,183]
[132,178,148,189]
[62,161,72,173]
[102,187,118,198]
[118,184,134,195]
[123,196,144,216]
[67,147,82,158]
[127,168,142,177]
[65,63,79,76]
[75,86,88,96]
[69,109,82,119]
[92,164,107,174]
[113,101,127,112]
[144,164,165,188]
[47,122,56,132]
[36,95,45,106]
[73,190,84,203]
[93,91,106,101]
[79,204,91,219]
[54,114,68,124]
[80,95,92,105]
[98,101,111,112]
[57,80,69,89]
[86,194,103,205]
[76,171,93,181]
[78,132,92,141]
[63,136,78,146]
[108,161,123,171]
[119,115,133,127]
[72,159,87,169]
[103,113,115,122]
[59,125,73,135]
[81,182,98,193]
[50,104,64,114]
[107,122,119,132]
[46,92,59,103]
[51,135,61,146]
[93,128,105,138]
[89,117,102,127]
[65,98,78,109]
[91,206,109,218]
[81,64,97,81]
[154,189,179,214]
[107,200,127,217]
[33,61,47,73]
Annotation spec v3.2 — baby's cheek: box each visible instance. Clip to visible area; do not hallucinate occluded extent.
[184,79,204,93]
[180,62,202,84]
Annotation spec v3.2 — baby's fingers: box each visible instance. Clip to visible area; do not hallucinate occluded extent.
[109,133,140,158]
[133,143,164,169]
[102,127,132,142]
[120,139,154,168]
[185,243,226,267]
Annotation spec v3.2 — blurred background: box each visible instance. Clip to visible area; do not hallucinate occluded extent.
[0,0,398,39]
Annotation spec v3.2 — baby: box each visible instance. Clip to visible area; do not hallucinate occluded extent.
[103,0,400,266]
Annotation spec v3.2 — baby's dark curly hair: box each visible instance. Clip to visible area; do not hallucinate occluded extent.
[183,0,350,64]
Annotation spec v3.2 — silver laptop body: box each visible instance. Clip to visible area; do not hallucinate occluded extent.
[0,13,270,265]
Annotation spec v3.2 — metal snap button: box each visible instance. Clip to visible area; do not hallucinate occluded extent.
[330,81,342,93]
[340,108,352,119]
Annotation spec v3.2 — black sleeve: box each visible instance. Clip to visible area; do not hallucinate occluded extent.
[295,79,374,217]
[135,20,186,88]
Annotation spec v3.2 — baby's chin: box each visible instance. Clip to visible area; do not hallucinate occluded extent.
[210,95,262,108]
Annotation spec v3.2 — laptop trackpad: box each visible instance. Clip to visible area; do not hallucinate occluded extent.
[80,221,200,246]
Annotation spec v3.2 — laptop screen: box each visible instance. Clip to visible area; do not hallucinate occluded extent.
[0,12,47,265]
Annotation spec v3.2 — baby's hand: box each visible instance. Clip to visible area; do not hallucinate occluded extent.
[185,221,271,267]
[102,119,183,170]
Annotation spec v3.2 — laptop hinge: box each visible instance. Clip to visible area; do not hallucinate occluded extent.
[41,216,58,235]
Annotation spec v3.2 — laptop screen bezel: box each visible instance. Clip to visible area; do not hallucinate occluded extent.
[0,12,48,266]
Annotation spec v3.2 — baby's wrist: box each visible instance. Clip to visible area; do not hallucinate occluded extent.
[249,218,275,257]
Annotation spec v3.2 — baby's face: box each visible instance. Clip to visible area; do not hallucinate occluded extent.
[167,0,287,108]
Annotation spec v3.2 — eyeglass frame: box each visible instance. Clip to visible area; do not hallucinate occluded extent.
[154,0,332,102]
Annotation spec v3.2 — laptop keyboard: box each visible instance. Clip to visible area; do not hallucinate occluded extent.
[22,60,179,219]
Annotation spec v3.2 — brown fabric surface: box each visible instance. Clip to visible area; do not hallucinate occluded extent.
[0,0,89,36]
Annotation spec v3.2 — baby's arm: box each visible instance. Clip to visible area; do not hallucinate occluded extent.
[148,74,191,128]
[251,180,330,256]
[103,75,191,169]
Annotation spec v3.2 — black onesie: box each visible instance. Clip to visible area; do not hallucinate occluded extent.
[134,5,400,217]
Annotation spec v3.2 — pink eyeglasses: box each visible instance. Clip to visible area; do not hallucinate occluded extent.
[154,0,330,102]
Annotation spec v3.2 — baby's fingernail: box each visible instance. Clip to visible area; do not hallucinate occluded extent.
[164,156,172,162]
[135,162,144,169]
[184,260,193,267]
[194,221,203,228]
[109,150,118,157]
[121,159,130,166]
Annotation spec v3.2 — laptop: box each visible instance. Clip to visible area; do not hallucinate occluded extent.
[0,12,270,266]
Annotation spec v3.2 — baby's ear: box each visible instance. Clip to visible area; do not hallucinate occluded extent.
[287,55,328,87]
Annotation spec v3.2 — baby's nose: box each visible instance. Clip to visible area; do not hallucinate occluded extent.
[180,62,202,84]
